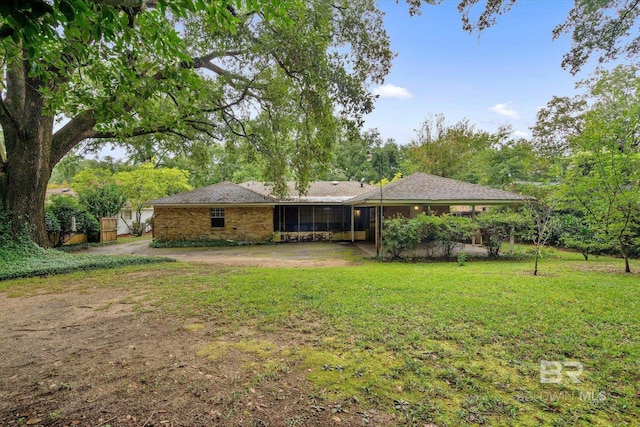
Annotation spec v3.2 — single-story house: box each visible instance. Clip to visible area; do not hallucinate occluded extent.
[148,172,532,245]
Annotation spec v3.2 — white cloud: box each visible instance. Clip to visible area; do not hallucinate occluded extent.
[512,130,530,139]
[490,103,520,120]
[373,83,413,99]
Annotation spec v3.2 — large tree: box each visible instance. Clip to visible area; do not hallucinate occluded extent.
[0,0,393,246]
[2,0,637,247]
[560,65,640,273]
[402,114,504,182]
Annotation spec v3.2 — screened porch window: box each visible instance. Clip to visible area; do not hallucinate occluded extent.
[210,208,225,228]
[274,206,353,232]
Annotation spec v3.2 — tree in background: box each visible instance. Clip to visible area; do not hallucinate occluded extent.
[532,96,587,159]
[483,138,544,187]
[403,114,505,183]
[78,184,127,219]
[321,126,401,183]
[560,66,640,273]
[71,168,117,194]
[113,163,192,235]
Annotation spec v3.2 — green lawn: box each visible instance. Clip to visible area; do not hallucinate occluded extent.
[2,251,639,425]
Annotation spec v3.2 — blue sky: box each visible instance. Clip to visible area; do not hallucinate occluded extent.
[364,0,582,144]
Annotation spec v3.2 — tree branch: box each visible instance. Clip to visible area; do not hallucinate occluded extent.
[609,0,640,54]
[51,110,99,165]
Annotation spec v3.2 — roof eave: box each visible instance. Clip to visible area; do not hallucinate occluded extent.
[150,203,276,208]
[348,198,532,206]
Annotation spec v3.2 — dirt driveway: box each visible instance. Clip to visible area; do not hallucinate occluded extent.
[84,240,370,268]
[0,241,390,426]
[0,289,388,426]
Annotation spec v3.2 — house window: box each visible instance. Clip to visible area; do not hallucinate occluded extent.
[210,208,225,228]
[123,210,132,221]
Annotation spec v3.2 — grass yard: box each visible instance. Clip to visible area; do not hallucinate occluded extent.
[1,250,638,426]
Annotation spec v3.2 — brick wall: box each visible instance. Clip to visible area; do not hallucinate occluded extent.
[153,206,274,242]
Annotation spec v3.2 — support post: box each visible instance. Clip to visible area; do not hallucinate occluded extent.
[350,206,355,242]
[509,225,515,255]
[297,206,301,242]
[471,205,476,245]
[374,205,379,255]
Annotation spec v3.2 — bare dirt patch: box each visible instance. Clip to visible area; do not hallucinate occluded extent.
[0,288,390,426]
[84,241,369,269]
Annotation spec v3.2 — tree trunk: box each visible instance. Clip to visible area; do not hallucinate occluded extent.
[3,117,54,247]
[624,255,631,274]
[1,58,55,247]
[1,57,96,248]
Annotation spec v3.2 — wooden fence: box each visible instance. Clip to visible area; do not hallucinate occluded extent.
[100,217,118,242]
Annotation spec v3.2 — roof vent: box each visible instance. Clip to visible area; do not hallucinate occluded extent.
[331,181,339,185]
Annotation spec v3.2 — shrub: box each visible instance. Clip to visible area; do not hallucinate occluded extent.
[457,251,468,266]
[476,210,529,257]
[560,226,613,260]
[45,211,61,233]
[411,213,443,257]
[410,213,476,259]
[46,194,99,247]
[436,215,477,259]
[382,215,420,259]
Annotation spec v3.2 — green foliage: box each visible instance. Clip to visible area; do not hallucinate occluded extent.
[0,207,44,263]
[114,163,191,235]
[0,250,174,281]
[45,211,61,233]
[78,183,127,218]
[70,168,117,194]
[548,214,612,260]
[410,213,476,259]
[382,215,420,259]
[532,95,586,158]
[49,152,84,185]
[412,212,443,256]
[46,194,99,247]
[554,0,640,74]
[403,115,503,183]
[457,250,468,266]
[435,215,477,259]
[383,213,477,260]
[561,230,612,261]
[559,65,640,272]
[476,210,530,257]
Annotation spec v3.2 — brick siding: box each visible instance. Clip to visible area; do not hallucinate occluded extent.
[153,206,274,242]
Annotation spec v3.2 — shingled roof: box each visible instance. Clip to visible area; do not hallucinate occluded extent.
[240,180,374,203]
[347,173,532,205]
[148,181,277,205]
[148,174,531,206]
